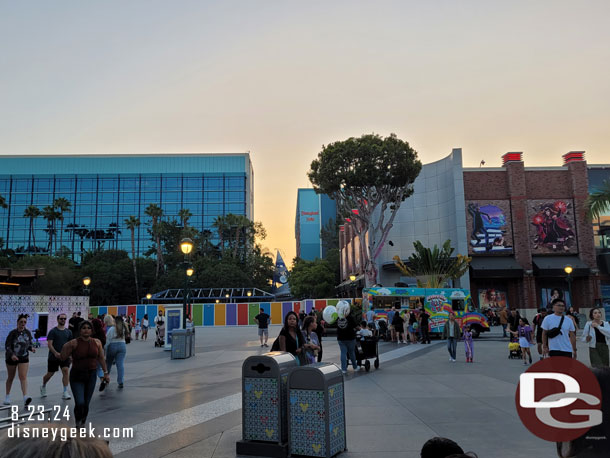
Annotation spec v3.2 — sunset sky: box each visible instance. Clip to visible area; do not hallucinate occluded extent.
[2,1,609,263]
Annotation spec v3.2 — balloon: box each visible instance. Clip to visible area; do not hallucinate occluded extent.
[336,301,351,319]
[322,305,338,325]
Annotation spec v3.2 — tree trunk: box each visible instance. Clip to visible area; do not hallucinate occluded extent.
[131,228,139,301]
[59,219,64,256]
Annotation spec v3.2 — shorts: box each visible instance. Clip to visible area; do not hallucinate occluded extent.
[536,332,543,344]
[5,356,29,366]
[258,328,269,337]
[48,358,70,372]
[518,337,530,348]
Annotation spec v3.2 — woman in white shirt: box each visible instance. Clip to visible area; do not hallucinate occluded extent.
[104,316,127,389]
[581,307,610,367]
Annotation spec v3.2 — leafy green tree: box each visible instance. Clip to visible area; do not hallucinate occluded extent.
[81,250,138,306]
[178,208,193,228]
[145,204,165,278]
[308,133,422,286]
[124,216,141,301]
[54,197,72,256]
[393,240,471,288]
[588,179,610,221]
[320,218,341,284]
[289,258,336,299]
[23,206,41,253]
[12,255,78,295]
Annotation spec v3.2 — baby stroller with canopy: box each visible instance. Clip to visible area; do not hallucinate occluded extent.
[155,322,165,347]
[376,318,390,341]
[356,336,380,372]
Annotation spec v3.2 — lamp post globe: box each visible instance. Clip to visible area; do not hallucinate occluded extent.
[564,265,574,308]
[179,238,194,329]
[349,274,356,281]
[186,267,194,277]
[180,238,194,255]
[564,265,573,275]
[82,277,91,287]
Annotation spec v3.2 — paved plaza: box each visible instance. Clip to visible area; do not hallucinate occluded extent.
[1,325,594,457]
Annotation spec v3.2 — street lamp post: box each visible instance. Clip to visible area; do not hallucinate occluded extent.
[564,265,573,307]
[180,238,194,329]
[82,277,91,296]
[349,274,356,299]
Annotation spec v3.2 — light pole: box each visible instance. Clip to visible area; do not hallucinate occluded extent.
[349,274,356,299]
[564,265,573,308]
[82,277,91,296]
[145,293,152,304]
[247,291,252,302]
[180,238,194,329]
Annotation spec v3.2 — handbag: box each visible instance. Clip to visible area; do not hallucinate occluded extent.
[547,315,565,339]
[125,334,132,344]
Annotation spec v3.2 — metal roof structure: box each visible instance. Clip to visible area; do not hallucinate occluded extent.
[143,287,274,303]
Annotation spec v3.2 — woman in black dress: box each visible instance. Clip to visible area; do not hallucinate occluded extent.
[392,310,407,344]
[279,311,306,364]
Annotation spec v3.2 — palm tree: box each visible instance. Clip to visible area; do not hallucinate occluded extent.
[23,206,41,253]
[588,179,610,221]
[178,208,192,228]
[145,203,164,278]
[393,240,471,288]
[42,205,58,255]
[124,216,141,301]
[54,197,71,256]
[0,194,7,209]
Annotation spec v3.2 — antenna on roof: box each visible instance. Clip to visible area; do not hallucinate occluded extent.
[479,160,486,167]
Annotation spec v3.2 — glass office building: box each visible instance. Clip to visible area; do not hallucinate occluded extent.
[295,188,336,260]
[0,153,253,262]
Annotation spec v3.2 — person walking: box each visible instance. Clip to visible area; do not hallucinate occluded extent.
[508,309,521,337]
[59,321,110,426]
[105,316,127,389]
[336,306,360,374]
[387,307,396,342]
[392,309,407,344]
[442,313,461,362]
[542,298,577,358]
[254,307,270,347]
[315,315,324,362]
[4,314,35,406]
[419,307,431,344]
[154,310,165,327]
[141,314,149,341]
[581,307,610,367]
[302,316,321,365]
[509,318,534,365]
[277,311,306,364]
[40,313,72,400]
[69,312,84,339]
[499,307,508,338]
[408,310,418,344]
[463,325,474,363]
[532,308,547,360]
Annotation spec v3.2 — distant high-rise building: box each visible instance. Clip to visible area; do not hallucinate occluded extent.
[295,189,336,260]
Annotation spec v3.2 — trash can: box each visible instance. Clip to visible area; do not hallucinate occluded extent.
[171,329,189,359]
[288,363,346,458]
[236,352,297,458]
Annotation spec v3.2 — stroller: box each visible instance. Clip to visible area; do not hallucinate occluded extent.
[154,322,165,347]
[508,340,522,359]
[356,336,380,372]
[376,319,390,341]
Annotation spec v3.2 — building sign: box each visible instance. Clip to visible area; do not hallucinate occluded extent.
[466,200,513,255]
[300,210,319,224]
[528,200,577,254]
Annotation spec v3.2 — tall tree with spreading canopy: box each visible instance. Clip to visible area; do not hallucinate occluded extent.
[42,205,59,255]
[308,133,422,286]
[124,215,141,301]
[178,208,193,228]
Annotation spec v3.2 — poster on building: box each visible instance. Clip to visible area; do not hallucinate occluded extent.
[541,287,572,309]
[466,200,513,254]
[478,288,508,310]
[528,199,577,254]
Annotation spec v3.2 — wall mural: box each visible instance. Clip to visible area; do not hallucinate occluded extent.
[528,200,577,254]
[466,200,513,254]
[478,288,508,310]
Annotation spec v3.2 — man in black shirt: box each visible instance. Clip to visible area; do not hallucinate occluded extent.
[255,308,270,347]
[41,313,72,399]
[419,308,431,344]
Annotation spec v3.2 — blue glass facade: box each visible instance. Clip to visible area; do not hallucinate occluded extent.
[295,189,336,261]
[0,154,253,262]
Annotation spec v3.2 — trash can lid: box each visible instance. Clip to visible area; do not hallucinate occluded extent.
[242,352,297,377]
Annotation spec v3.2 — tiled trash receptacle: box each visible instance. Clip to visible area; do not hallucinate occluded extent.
[288,363,346,458]
[236,351,297,458]
[170,329,188,359]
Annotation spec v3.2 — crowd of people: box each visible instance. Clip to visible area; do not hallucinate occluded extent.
[3,309,156,425]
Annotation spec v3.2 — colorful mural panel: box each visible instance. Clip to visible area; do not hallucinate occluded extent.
[477,288,508,310]
[528,199,577,254]
[466,200,513,254]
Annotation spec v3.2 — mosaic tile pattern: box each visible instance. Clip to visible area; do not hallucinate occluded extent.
[243,376,282,443]
[289,389,327,457]
[328,382,346,456]
[0,295,88,344]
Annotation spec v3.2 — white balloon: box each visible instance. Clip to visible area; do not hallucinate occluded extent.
[336,301,351,319]
[322,305,338,324]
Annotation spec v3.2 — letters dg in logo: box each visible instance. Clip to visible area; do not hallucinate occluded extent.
[516,358,603,442]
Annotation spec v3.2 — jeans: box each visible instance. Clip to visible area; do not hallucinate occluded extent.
[501,324,507,337]
[338,339,358,371]
[69,369,97,424]
[447,337,457,360]
[420,326,430,344]
[106,342,127,384]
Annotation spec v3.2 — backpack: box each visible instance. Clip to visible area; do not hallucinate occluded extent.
[271,336,280,351]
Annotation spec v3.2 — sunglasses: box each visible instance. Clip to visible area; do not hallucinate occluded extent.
[58,318,66,320]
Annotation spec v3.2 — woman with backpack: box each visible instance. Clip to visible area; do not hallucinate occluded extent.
[274,311,306,364]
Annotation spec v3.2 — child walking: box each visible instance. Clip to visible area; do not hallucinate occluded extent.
[135,320,141,340]
[510,318,533,365]
[463,325,474,363]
